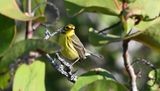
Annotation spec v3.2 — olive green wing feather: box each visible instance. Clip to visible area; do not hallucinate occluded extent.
[71,34,86,59]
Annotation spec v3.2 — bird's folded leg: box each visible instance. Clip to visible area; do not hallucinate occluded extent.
[56,53,71,68]
[70,58,80,67]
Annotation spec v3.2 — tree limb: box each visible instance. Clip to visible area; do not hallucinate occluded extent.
[123,40,138,91]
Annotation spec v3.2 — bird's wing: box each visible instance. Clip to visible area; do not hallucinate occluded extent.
[71,34,86,59]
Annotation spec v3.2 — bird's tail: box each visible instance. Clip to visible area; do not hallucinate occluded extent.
[85,50,104,60]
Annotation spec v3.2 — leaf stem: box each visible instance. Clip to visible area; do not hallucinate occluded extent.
[114,0,121,11]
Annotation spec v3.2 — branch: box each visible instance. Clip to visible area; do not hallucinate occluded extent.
[45,54,77,82]
[122,40,138,91]
[98,21,121,34]
[25,0,33,39]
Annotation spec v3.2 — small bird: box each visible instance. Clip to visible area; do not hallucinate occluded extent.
[57,24,101,67]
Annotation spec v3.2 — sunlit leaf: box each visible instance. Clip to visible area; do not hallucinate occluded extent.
[0,14,16,56]
[126,18,160,52]
[83,80,128,91]
[71,68,128,91]
[0,72,10,90]
[0,0,44,21]
[127,0,160,20]
[146,69,160,91]
[13,61,45,91]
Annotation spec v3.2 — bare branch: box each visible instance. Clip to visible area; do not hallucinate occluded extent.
[122,40,138,91]
[25,0,33,39]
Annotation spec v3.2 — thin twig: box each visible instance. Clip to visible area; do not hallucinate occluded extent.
[122,40,138,91]
[26,0,33,39]
[132,58,157,86]
[98,21,121,34]
[25,0,40,64]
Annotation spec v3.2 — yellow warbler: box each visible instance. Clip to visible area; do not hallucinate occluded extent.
[57,24,88,65]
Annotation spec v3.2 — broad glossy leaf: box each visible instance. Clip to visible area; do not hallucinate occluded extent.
[134,17,160,31]
[13,61,45,91]
[71,68,128,91]
[0,39,60,72]
[98,14,120,28]
[0,72,10,90]
[127,0,160,20]
[0,15,16,56]
[64,0,121,16]
[0,0,44,21]
[83,80,128,91]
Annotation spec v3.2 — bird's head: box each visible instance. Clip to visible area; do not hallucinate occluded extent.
[61,24,75,36]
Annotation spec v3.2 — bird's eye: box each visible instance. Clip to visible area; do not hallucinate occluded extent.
[65,24,75,31]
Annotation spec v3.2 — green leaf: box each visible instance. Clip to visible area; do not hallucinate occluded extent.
[88,28,121,46]
[13,61,45,91]
[127,20,160,52]
[146,69,160,91]
[0,14,16,56]
[0,0,44,21]
[64,0,121,16]
[134,17,160,31]
[121,17,135,36]
[82,80,128,91]
[127,0,160,20]
[71,68,128,91]
[0,39,60,72]
[0,72,10,90]
[98,14,120,28]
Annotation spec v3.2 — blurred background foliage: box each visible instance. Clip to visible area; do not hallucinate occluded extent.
[0,0,160,91]
[35,0,160,91]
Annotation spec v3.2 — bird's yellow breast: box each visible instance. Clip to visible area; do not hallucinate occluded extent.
[58,33,79,61]
[65,29,75,37]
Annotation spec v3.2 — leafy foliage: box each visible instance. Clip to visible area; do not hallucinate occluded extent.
[146,69,160,91]
[13,61,45,91]
[64,0,121,16]
[71,68,128,91]
[0,15,15,56]
[0,72,10,90]
[0,39,60,72]
[127,0,160,20]
[66,0,160,52]
[0,0,160,91]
